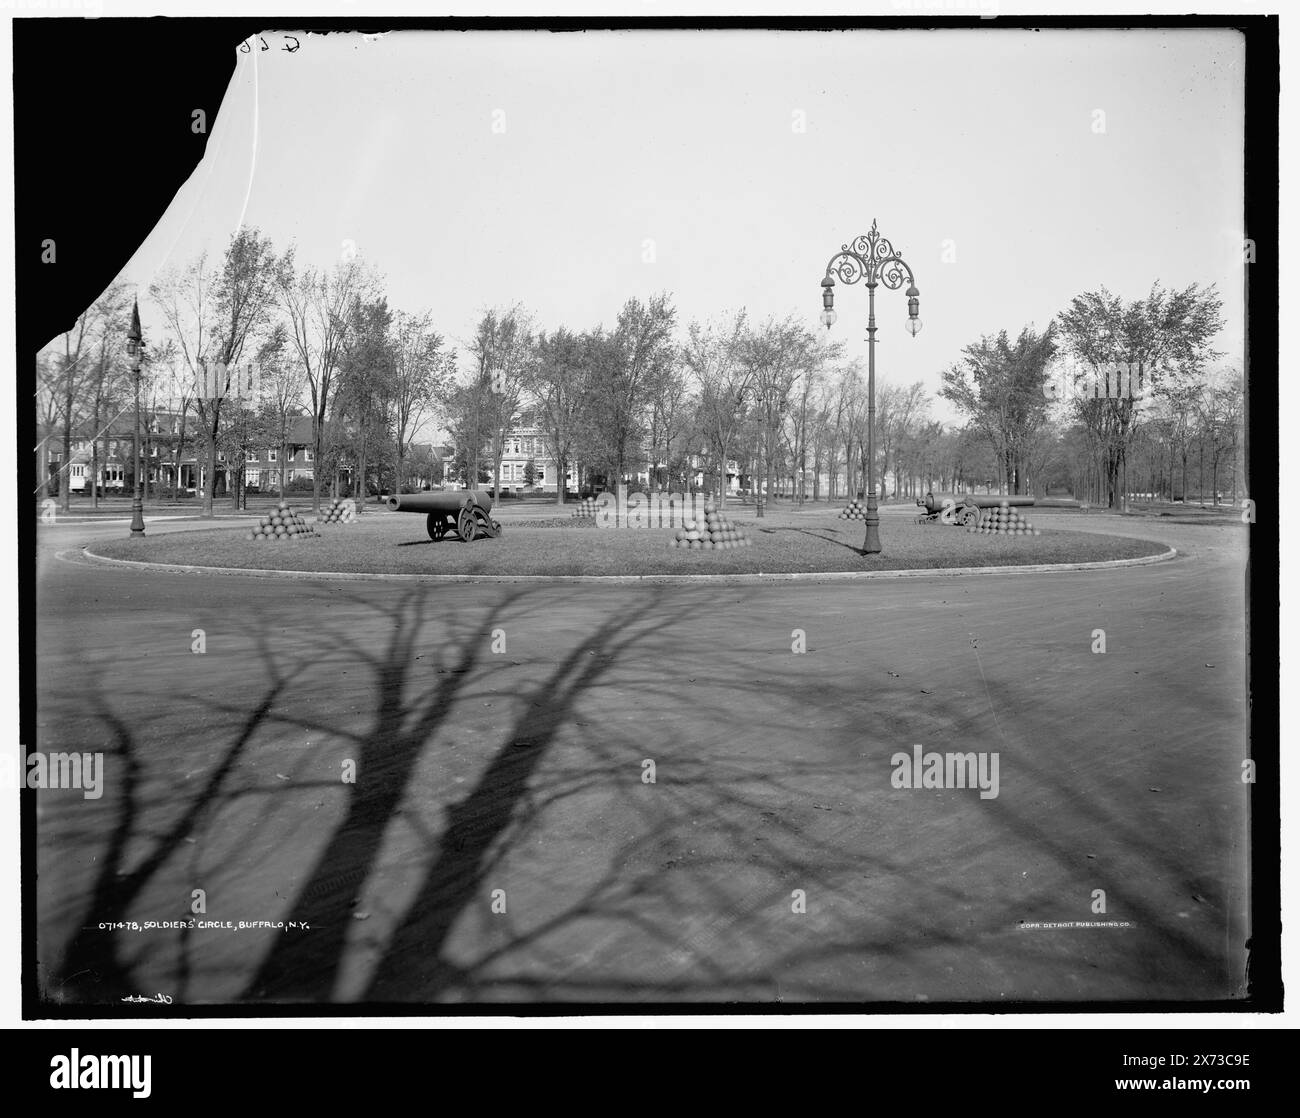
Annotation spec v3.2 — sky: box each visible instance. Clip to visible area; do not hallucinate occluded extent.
[106,27,1247,430]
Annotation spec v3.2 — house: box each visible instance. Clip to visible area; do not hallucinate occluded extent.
[242,415,317,493]
[490,425,575,494]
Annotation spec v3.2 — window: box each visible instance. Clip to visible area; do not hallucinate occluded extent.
[305,449,313,462]
[269,449,278,462]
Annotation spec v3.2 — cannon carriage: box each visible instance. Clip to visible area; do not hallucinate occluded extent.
[915,492,1036,528]
[385,490,503,542]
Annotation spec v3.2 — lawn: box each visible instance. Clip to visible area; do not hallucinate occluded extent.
[90,507,1170,577]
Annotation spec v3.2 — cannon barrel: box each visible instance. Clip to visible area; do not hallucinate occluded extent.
[918,493,1036,515]
[386,490,494,515]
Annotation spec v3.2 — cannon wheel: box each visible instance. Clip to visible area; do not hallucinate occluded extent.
[426,513,448,541]
[457,505,478,542]
[958,505,981,528]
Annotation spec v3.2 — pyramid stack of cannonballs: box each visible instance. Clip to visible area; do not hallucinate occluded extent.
[670,498,753,550]
[571,496,600,519]
[319,497,357,525]
[838,498,867,520]
[970,502,1040,536]
[248,501,316,541]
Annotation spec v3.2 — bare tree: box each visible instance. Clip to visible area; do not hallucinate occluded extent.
[152,228,287,517]
[648,359,692,496]
[335,296,396,503]
[277,255,370,515]
[741,315,822,516]
[683,309,750,503]
[391,311,454,494]
[45,304,100,511]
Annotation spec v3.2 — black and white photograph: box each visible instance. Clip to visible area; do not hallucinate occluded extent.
[10,6,1283,1038]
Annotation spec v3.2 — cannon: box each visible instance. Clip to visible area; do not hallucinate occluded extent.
[916,492,1034,528]
[385,490,503,542]
[915,491,1081,527]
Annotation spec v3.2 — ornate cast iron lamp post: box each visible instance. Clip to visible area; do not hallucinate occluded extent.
[819,219,921,554]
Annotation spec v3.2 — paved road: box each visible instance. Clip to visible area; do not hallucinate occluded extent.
[32,509,1250,1005]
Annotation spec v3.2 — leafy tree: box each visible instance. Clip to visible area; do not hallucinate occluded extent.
[1056,283,1224,508]
[527,327,588,505]
[940,323,1058,495]
[441,379,495,488]
[467,306,532,496]
[589,294,677,487]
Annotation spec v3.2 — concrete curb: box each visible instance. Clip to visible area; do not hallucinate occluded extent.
[76,544,1179,585]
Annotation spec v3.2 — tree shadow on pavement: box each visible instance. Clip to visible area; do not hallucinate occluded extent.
[36,580,1246,1007]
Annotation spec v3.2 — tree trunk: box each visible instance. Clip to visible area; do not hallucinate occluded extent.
[312,418,323,516]
[61,382,73,514]
[202,404,218,518]
[90,400,100,509]
[1107,446,1123,510]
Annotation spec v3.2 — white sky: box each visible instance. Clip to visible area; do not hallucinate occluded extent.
[110,27,1246,429]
